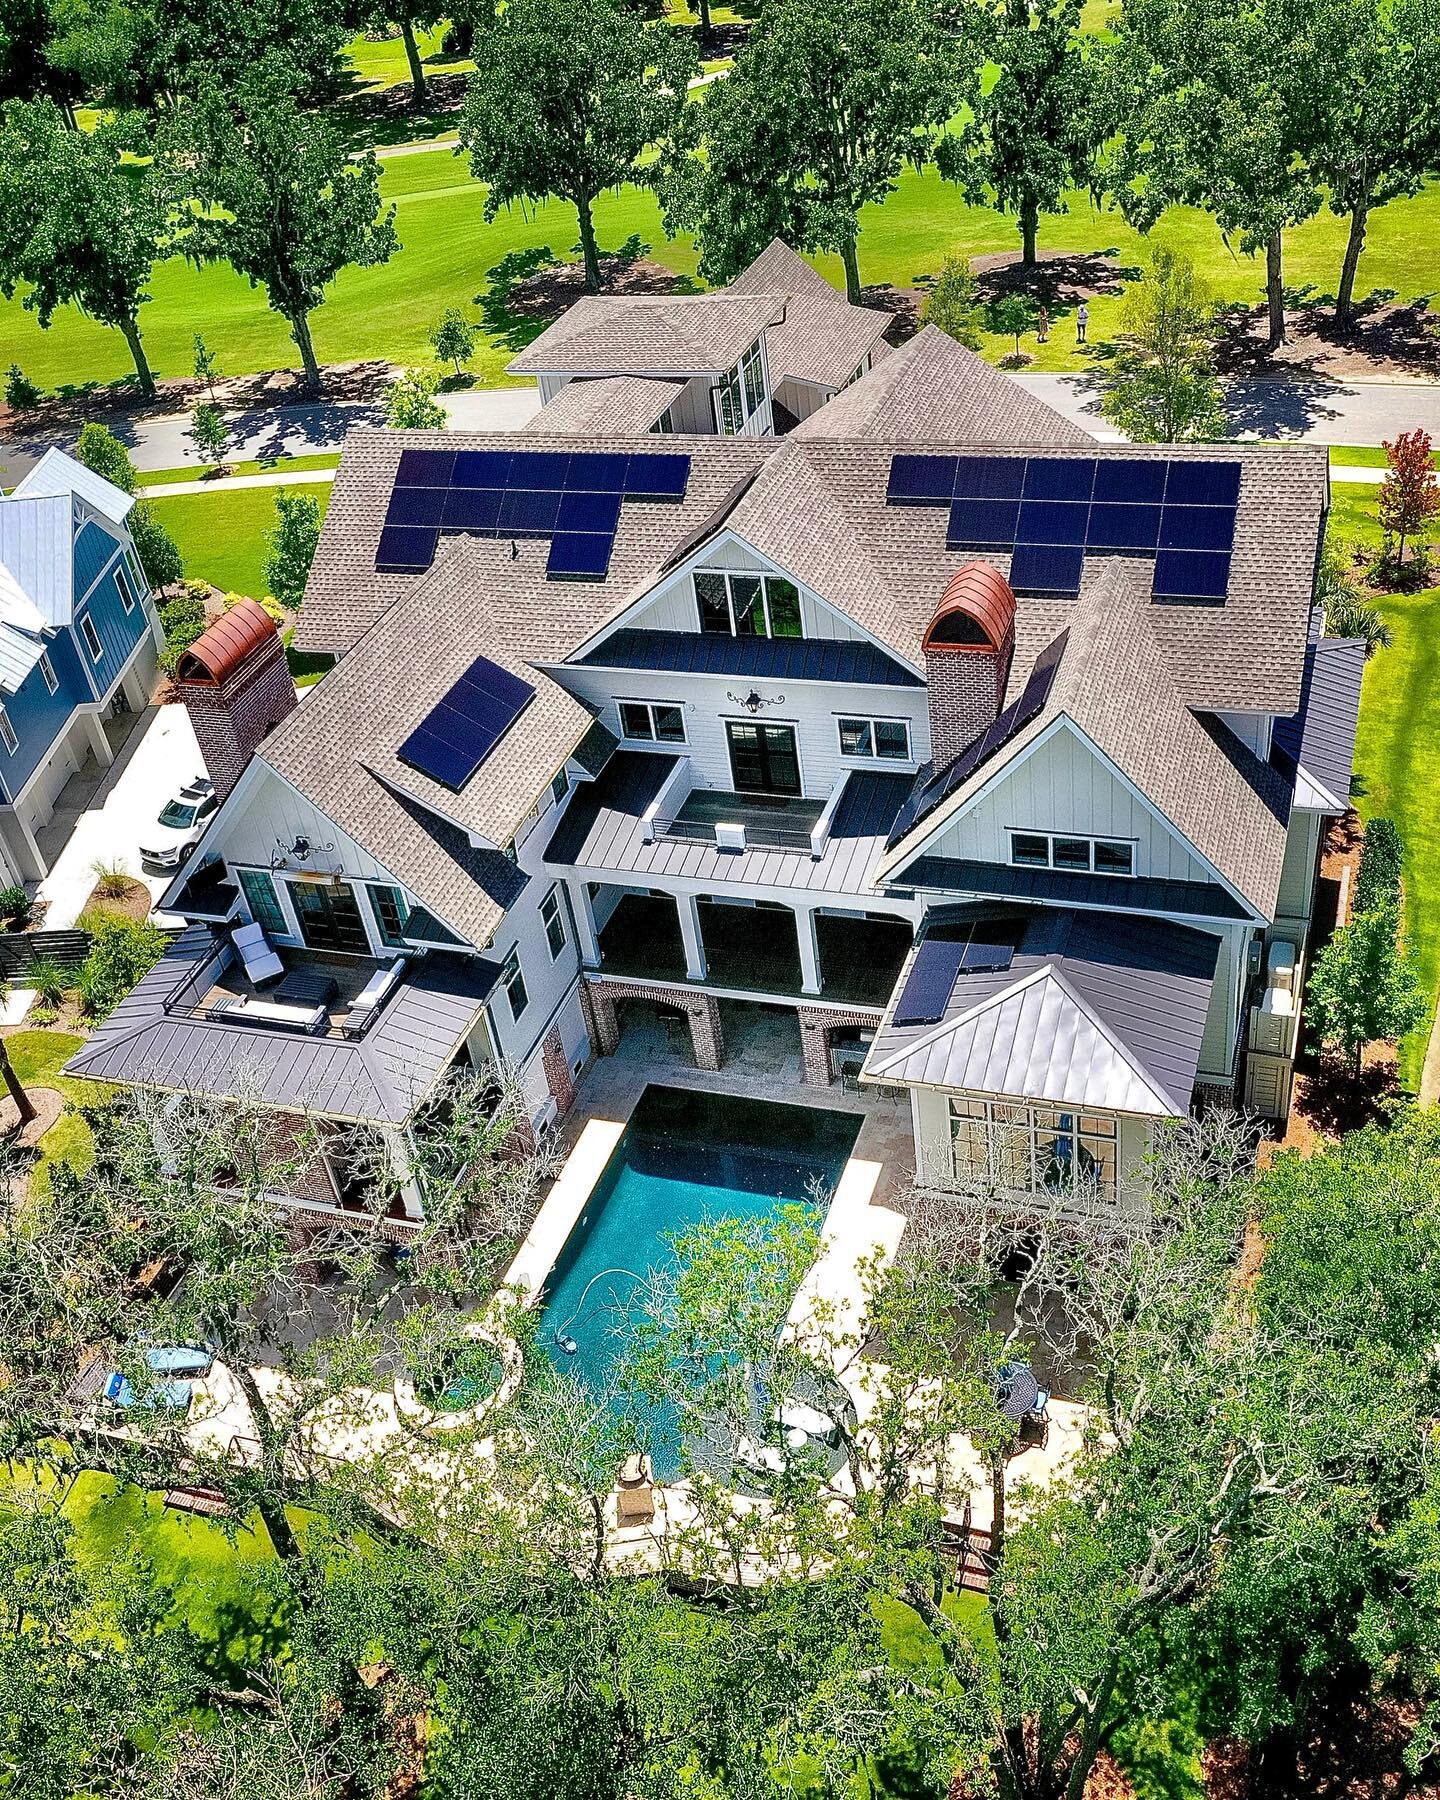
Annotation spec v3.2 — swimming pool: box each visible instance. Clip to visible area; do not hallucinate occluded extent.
[536,1086,862,1475]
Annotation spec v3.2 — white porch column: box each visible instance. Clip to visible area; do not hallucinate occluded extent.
[795,904,822,997]
[569,879,601,968]
[677,892,707,982]
[80,711,114,769]
[383,1127,425,1222]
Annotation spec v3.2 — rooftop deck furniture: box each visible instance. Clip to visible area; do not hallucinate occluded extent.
[208,993,328,1033]
[340,957,407,1036]
[995,1362,1042,1422]
[274,967,341,1009]
[232,921,284,985]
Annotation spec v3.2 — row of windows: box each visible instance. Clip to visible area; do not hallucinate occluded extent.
[620,700,686,744]
[695,570,802,640]
[617,701,914,766]
[500,884,570,1023]
[237,867,416,953]
[838,716,910,761]
[949,1096,1119,1203]
[1009,831,1135,877]
[715,339,766,436]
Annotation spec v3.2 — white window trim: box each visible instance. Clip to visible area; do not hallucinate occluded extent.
[79,612,103,662]
[38,652,58,696]
[501,947,529,1019]
[113,566,136,614]
[618,699,688,745]
[1007,829,1138,877]
[713,337,767,435]
[541,883,567,962]
[693,569,801,640]
[0,706,17,755]
[837,715,912,763]
[948,1094,1119,1204]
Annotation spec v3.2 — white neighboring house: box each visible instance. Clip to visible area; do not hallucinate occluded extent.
[0,450,163,882]
[67,297,1358,1234]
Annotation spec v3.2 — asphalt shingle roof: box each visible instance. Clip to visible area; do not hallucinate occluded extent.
[728,239,892,389]
[508,292,785,378]
[530,375,686,435]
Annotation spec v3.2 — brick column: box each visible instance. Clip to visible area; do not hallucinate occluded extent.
[586,981,621,1055]
[797,1005,884,1086]
[686,993,724,1071]
[542,1027,576,1115]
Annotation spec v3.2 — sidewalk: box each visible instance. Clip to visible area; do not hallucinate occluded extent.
[138,467,338,499]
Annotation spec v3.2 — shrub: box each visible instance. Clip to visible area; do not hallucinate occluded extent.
[158,590,209,674]
[264,490,323,611]
[0,885,32,928]
[385,369,447,430]
[90,858,135,900]
[921,257,982,350]
[129,502,183,590]
[76,915,167,1022]
[1355,817,1404,915]
[430,308,477,377]
[26,1004,58,1027]
[4,365,41,409]
[26,956,70,1008]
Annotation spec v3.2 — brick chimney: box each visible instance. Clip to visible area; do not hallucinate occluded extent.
[923,563,1017,766]
[174,600,297,800]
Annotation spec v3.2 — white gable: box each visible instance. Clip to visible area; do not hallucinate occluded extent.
[12,447,134,524]
[889,718,1217,890]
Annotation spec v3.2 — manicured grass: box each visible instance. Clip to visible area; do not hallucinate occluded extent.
[139,452,341,488]
[4,124,1437,395]
[343,24,471,92]
[1331,444,1440,470]
[6,1029,102,1187]
[146,483,331,599]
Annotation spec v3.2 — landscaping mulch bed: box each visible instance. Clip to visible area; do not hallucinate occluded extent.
[81,881,153,925]
[1214,296,1440,382]
[0,1085,64,1150]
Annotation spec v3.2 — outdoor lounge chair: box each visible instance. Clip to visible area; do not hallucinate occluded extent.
[232,921,284,985]
[341,957,406,1035]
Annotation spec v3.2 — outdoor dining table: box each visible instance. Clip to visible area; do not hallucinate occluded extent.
[995,1362,1041,1422]
[273,968,341,1009]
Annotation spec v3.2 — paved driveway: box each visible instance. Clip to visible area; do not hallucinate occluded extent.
[37,704,205,929]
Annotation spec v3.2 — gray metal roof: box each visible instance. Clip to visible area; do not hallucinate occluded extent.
[545,752,913,897]
[864,906,1220,1116]
[898,855,1250,921]
[65,927,500,1125]
[1271,637,1365,812]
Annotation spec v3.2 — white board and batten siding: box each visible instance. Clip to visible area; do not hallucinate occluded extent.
[217,766,407,895]
[920,723,1217,890]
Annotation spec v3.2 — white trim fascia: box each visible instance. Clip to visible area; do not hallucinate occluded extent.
[559,524,927,679]
[1289,763,1346,813]
[867,960,1182,1117]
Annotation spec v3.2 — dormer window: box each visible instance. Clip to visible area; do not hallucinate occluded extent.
[695,570,801,638]
[715,338,766,435]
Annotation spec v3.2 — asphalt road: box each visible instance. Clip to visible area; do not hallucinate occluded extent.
[1014,371,1440,445]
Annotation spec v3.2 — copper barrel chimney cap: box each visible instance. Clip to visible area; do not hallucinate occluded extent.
[922,562,1017,654]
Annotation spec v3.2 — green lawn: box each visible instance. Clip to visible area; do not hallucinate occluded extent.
[6,1029,101,1188]
[1327,480,1440,1088]
[139,452,341,488]
[1330,444,1440,470]
[146,483,331,599]
[4,125,1438,396]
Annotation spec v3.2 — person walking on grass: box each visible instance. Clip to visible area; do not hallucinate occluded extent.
[1076,301,1089,344]
[1037,305,1049,343]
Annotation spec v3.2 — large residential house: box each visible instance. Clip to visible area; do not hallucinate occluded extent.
[67,304,1361,1234]
[0,450,163,882]
[510,239,893,437]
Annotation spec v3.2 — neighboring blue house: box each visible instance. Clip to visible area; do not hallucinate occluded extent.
[0,450,163,882]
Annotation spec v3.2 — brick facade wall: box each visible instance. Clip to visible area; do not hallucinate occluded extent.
[541,1027,577,1115]
[178,634,298,801]
[924,648,1005,766]
[797,1005,884,1086]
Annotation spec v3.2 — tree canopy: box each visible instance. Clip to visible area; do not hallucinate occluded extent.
[661,0,963,301]
[1098,244,1226,440]
[458,0,697,295]
[162,58,396,396]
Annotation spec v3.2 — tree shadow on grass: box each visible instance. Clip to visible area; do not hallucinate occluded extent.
[476,238,703,353]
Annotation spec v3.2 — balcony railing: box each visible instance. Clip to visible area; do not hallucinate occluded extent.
[648,813,819,854]
[161,938,406,1042]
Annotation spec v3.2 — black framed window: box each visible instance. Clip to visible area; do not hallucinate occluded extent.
[694,570,806,639]
[838,716,910,761]
[695,572,731,633]
[501,948,529,1019]
[541,885,567,960]
[1010,833,1050,867]
[239,869,286,936]
[367,883,410,948]
[290,879,370,955]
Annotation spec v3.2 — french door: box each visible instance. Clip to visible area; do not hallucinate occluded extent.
[726,721,801,796]
[289,879,370,955]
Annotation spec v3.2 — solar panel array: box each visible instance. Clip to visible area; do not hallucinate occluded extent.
[397,652,537,792]
[887,629,1069,848]
[893,933,1017,1026]
[376,447,692,583]
[887,453,1242,603]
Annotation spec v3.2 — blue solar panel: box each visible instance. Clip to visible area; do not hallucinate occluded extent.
[953,456,1025,499]
[624,453,691,502]
[1016,501,1089,545]
[1159,505,1236,551]
[1024,457,1096,501]
[510,450,573,490]
[894,938,968,1026]
[397,653,536,792]
[385,485,448,528]
[441,487,503,533]
[547,533,614,579]
[960,939,1015,973]
[451,450,513,489]
[566,453,632,492]
[1010,542,1085,594]
[1153,549,1232,601]
[1086,502,1161,550]
[557,489,623,534]
[948,497,1021,548]
[376,525,439,571]
[887,454,957,505]
[1092,458,1167,504]
[499,488,563,536]
[1165,460,1242,506]
[395,448,454,488]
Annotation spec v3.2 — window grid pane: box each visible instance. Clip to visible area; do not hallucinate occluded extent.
[367,884,409,949]
[839,718,873,757]
[874,720,909,760]
[619,702,654,740]
[653,705,686,744]
[238,869,286,936]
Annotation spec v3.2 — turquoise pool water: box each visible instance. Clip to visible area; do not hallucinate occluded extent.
[537,1086,861,1475]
